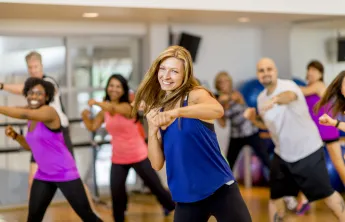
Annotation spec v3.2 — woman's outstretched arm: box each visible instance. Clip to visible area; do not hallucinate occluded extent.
[81,110,105,132]
[0,106,56,123]
[89,99,132,118]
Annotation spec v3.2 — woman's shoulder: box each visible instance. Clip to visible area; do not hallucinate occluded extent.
[304,81,325,92]
[40,104,55,110]
[313,81,326,96]
[40,105,59,119]
[189,87,214,99]
[312,81,326,87]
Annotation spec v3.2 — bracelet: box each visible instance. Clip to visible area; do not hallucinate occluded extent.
[0,83,3,90]
[335,120,340,128]
[13,132,18,140]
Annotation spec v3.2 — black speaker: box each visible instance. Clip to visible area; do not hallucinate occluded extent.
[168,25,174,46]
[337,38,345,62]
[178,32,201,62]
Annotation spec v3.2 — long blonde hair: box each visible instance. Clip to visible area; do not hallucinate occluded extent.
[214,71,233,93]
[132,45,204,115]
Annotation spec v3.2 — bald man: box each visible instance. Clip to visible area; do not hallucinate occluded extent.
[244,58,345,222]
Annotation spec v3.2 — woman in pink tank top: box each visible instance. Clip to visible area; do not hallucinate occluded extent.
[0,77,102,222]
[82,74,175,222]
[297,60,344,214]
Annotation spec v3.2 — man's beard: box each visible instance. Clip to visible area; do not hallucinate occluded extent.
[261,76,273,87]
[262,81,272,87]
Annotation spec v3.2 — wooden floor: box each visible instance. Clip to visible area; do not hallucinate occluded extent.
[0,186,339,222]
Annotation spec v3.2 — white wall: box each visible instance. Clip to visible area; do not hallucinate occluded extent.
[149,23,262,91]
[262,26,292,79]
[290,27,342,85]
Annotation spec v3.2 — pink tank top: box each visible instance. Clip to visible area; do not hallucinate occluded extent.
[104,112,148,164]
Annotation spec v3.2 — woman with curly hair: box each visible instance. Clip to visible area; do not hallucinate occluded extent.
[2,77,102,222]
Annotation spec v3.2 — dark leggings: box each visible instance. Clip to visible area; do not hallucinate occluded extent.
[111,158,175,222]
[227,133,271,169]
[174,182,252,222]
[28,178,102,222]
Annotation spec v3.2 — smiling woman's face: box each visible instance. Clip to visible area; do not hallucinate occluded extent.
[26,84,47,109]
[107,78,124,101]
[158,57,184,94]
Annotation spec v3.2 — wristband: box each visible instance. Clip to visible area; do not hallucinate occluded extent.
[335,120,340,128]
[13,133,18,140]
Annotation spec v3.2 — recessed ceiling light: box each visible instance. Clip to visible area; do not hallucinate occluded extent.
[238,17,250,23]
[83,12,99,18]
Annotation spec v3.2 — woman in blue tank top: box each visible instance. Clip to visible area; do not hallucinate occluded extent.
[1,77,102,222]
[132,46,252,222]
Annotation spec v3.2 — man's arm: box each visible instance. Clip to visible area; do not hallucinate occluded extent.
[261,91,298,113]
[273,91,298,105]
[0,83,24,95]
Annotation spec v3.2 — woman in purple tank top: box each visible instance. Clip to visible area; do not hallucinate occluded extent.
[297,60,343,215]
[1,77,102,222]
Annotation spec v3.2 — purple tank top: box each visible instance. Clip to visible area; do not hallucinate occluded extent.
[305,94,339,141]
[25,121,80,182]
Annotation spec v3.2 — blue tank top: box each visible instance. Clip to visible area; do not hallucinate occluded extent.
[160,95,235,203]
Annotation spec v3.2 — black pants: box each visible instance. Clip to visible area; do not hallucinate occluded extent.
[227,133,271,169]
[110,158,175,222]
[28,178,102,222]
[174,182,252,222]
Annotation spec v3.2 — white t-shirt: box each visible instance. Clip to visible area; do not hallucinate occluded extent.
[43,76,69,127]
[257,79,323,162]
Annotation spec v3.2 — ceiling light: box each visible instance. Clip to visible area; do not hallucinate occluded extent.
[238,17,250,23]
[83,12,99,18]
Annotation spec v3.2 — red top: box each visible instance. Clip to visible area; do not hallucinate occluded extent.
[105,112,148,164]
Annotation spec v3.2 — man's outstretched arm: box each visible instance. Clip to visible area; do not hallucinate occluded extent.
[0,83,24,95]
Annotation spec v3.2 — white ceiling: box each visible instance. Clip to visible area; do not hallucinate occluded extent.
[0,3,343,26]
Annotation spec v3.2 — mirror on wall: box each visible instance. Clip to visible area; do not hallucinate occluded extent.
[0,34,144,206]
